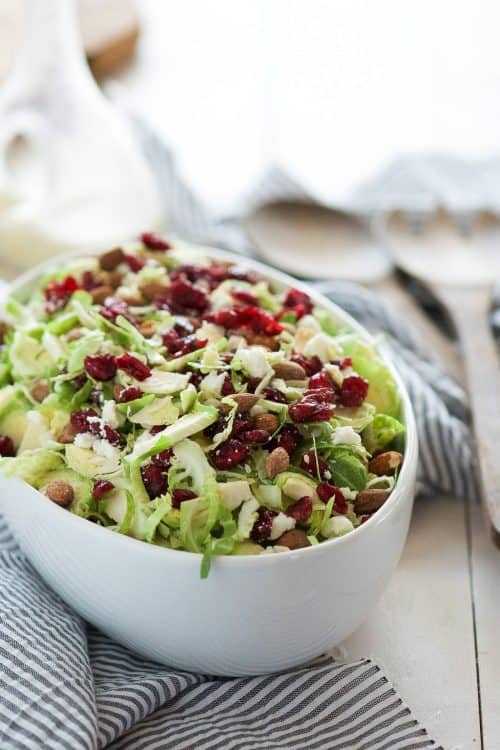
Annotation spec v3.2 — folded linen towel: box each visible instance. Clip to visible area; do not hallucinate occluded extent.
[2,126,482,749]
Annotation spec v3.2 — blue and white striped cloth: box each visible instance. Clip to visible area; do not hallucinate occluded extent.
[1,125,480,749]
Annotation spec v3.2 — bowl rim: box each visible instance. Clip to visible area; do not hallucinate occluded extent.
[1,242,418,567]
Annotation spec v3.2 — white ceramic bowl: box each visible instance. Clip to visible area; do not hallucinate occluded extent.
[0,246,417,676]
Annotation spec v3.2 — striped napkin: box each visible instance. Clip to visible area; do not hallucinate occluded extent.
[0,126,478,749]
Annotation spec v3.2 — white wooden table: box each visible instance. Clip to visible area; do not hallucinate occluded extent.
[112,4,500,746]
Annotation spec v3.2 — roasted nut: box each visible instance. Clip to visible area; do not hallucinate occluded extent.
[253,412,279,433]
[368,451,403,476]
[118,291,145,306]
[30,380,50,403]
[45,479,74,507]
[139,280,170,302]
[138,319,156,338]
[231,393,260,412]
[265,447,290,479]
[101,270,123,289]
[354,489,391,514]
[66,328,83,342]
[58,422,78,444]
[273,361,307,380]
[276,529,310,550]
[112,383,124,401]
[90,285,114,305]
[99,247,124,271]
[232,329,280,351]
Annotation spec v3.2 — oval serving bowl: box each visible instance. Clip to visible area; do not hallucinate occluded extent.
[0,245,417,676]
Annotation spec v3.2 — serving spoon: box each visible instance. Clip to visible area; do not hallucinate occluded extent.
[381,210,500,534]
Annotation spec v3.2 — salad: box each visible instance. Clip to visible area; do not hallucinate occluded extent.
[0,234,405,576]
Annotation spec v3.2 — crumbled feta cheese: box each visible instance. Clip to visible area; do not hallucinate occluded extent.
[74,432,96,449]
[322,516,355,538]
[332,426,362,446]
[93,439,119,460]
[101,399,119,428]
[219,480,253,511]
[270,512,296,540]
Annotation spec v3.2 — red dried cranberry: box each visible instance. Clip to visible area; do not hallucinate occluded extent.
[116,386,142,403]
[154,296,171,312]
[140,231,171,251]
[340,375,369,407]
[124,253,146,272]
[230,412,252,437]
[221,374,235,396]
[163,330,206,357]
[251,507,277,543]
[205,306,283,336]
[308,370,334,390]
[84,354,117,381]
[261,388,287,404]
[303,386,336,404]
[238,429,270,444]
[92,480,114,500]
[116,353,151,381]
[0,435,15,457]
[273,424,301,455]
[316,483,347,513]
[140,463,167,499]
[287,496,313,523]
[171,488,197,509]
[103,425,122,446]
[231,288,258,306]
[100,297,135,324]
[283,288,313,318]
[211,439,249,469]
[289,396,334,423]
[70,409,99,433]
[151,449,173,469]
[169,280,209,314]
[150,425,165,435]
[204,413,230,440]
[44,275,80,313]
[299,450,329,480]
[82,270,99,291]
[71,373,88,391]
[291,353,322,376]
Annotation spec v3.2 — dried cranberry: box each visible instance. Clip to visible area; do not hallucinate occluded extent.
[150,425,165,435]
[140,231,171,251]
[124,253,146,272]
[154,296,171,312]
[231,412,252,437]
[238,429,270,444]
[299,450,330,480]
[316,483,347,513]
[283,288,313,318]
[287,496,313,523]
[103,425,122,446]
[273,424,301,455]
[151,449,173,469]
[231,288,258,306]
[291,353,322,376]
[116,386,142,403]
[221,374,235,396]
[84,354,117,381]
[70,409,99,433]
[0,435,15,457]
[332,357,352,370]
[82,270,99,291]
[205,306,283,336]
[204,413,230,440]
[116,353,151,381]
[303,386,336,404]
[261,388,287,404]
[289,396,334,423]
[246,377,262,393]
[211,439,249,469]
[251,507,277,543]
[44,275,80,313]
[169,280,209,314]
[71,373,87,391]
[308,370,334,391]
[140,463,167,499]
[92,480,114,500]
[163,330,207,357]
[340,375,369,407]
[171,488,197,509]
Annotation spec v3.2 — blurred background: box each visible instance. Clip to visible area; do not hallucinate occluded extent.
[3,0,500,217]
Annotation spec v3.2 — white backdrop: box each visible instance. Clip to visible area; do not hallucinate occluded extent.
[118,0,500,214]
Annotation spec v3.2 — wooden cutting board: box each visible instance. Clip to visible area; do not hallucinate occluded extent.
[0,0,139,80]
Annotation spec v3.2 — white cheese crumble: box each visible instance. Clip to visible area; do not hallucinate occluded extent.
[101,399,119,428]
[332,426,362,446]
[270,512,296,540]
[322,516,354,538]
[74,432,96,449]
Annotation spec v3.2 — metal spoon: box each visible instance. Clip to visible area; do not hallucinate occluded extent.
[381,210,500,533]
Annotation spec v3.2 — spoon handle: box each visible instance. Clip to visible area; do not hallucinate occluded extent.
[435,283,500,533]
